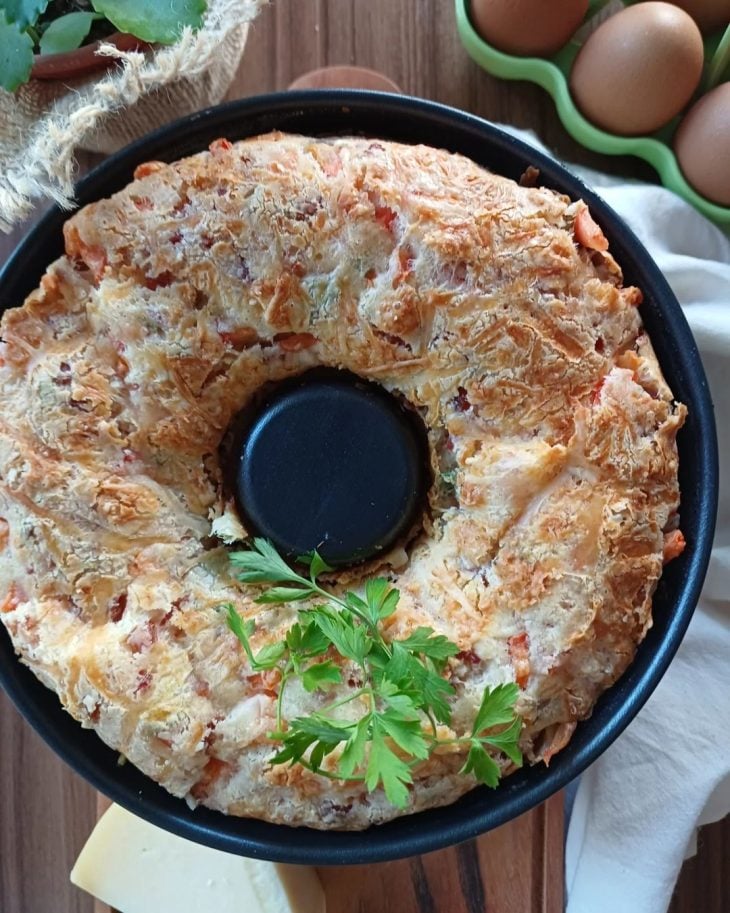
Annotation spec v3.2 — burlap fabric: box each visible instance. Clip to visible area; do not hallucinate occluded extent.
[0,0,264,232]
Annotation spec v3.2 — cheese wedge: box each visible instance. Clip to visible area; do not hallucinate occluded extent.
[70,804,325,913]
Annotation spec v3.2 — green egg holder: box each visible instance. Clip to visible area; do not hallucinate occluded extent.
[455,0,730,225]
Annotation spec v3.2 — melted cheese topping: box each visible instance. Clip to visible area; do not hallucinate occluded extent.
[0,134,685,829]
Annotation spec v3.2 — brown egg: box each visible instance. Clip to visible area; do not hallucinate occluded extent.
[675,82,730,205]
[570,2,705,136]
[667,0,730,33]
[470,0,589,56]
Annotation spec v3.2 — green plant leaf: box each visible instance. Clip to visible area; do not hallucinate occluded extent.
[378,640,409,684]
[90,0,206,45]
[39,12,100,55]
[309,738,340,772]
[270,713,354,770]
[285,620,329,659]
[255,586,315,604]
[365,720,413,808]
[363,577,389,623]
[230,538,309,586]
[308,604,371,665]
[379,588,399,619]
[223,603,256,662]
[480,716,523,767]
[382,646,455,724]
[377,678,417,711]
[460,742,501,788]
[253,640,286,669]
[270,729,319,767]
[409,661,455,724]
[296,548,333,580]
[377,706,429,760]
[337,716,370,779]
[3,0,48,29]
[355,578,400,625]
[223,604,284,670]
[287,713,355,744]
[343,590,369,616]
[0,12,33,91]
[365,577,389,608]
[398,626,459,666]
[223,539,523,809]
[472,683,521,736]
[302,660,342,693]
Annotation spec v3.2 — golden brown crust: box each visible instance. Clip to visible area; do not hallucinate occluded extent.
[0,133,685,828]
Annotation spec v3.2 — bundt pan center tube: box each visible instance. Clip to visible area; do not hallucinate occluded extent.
[226,367,431,567]
[0,92,718,863]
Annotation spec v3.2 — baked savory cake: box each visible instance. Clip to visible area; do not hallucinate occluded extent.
[0,134,685,829]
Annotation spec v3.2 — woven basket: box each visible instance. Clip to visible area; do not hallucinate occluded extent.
[0,0,264,231]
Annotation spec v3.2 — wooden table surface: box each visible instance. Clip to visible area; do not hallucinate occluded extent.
[0,2,727,911]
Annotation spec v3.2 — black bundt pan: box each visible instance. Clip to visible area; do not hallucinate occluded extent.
[0,92,718,864]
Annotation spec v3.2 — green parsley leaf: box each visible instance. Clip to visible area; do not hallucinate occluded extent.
[302,660,342,693]
[253,641,287,669]
[476,716,523,766]
[337,716,370,779]
[377,679,419,713]
[270,729,318,767]
[3,0,48,29]
[472,683,521,736]
[225,539,524,808]
[309,738,340,772]
[307,604,371,665]
[285,620,329,658]
[0,12,33,92]
[469,685,523,768]
[377,707,429,760]
[409,661,455,724]
[223,604,284,670]
[39,11,100,55]
[343,590,369,616]
[270,713,354,770]
[230,538,308,586]
[224,603,256,663]
[286,713,354,744]
[297,548,333,580]
[381,646,455,724]
[256,585,315,604]
[90,0,206,45]
[461,742,501,788]
[365,577,389,609]
[359,577,400,624]
[399,626,459,667]
[376,640,409,683]
[379,588,400,619]
[366,719,413,808]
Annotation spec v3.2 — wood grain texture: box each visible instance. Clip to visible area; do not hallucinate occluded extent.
[319,793,564,913]
[0,2,726,912]
[0,691,96,913]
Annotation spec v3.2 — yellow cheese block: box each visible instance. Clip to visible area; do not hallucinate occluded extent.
[70,804,325,913]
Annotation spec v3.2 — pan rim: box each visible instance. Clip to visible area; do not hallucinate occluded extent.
[0,90,718,864]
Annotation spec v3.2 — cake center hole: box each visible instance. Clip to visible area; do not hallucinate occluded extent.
[225,368,430,568]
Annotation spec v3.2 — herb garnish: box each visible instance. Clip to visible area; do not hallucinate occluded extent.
[222,538,522,808]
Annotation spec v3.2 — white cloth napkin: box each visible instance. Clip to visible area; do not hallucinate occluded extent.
[504,128,730,913]
[564,173,730,913]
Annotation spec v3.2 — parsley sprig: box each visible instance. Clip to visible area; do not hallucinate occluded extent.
[222,538,523,808]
